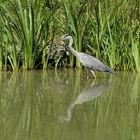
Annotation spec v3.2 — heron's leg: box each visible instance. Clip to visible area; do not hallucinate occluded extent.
[90,70,96,79]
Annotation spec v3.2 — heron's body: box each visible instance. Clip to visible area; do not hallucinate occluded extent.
[61,34,113,78]
[76,52,112,73]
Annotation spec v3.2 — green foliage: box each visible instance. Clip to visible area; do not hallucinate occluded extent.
[0,46,2,71]
[0,0,55,70]
[132,28,140,72]
[0,0,139,71]
[62,1,90,68]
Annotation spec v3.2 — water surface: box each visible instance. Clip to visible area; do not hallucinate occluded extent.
[0,70,140,140]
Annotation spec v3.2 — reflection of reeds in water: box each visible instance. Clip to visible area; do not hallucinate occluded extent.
[87,72,140,139]
[0,71,140,140]
[0,70,81,140]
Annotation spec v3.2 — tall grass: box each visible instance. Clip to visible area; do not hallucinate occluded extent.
[132,39,140,72]
[0,39,3,71]
[131,22,140,72]
[1,0,35,70]
[62,1,90,68]
[85,0,139,71]
[0,0,139,71]
[0,0,55,70]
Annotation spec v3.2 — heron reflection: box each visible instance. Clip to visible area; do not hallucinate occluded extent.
[59,81,112,122]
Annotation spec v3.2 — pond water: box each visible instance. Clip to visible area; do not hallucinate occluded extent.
[0,70,140,140]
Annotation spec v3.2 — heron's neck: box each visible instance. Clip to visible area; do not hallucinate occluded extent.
[68,38,78,57]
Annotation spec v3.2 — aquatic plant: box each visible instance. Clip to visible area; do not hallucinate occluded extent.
[62,1,90,68]
[0,0,139,71]
[0,0,55,70]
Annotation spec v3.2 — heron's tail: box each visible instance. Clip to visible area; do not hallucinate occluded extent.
[105,65,113,74]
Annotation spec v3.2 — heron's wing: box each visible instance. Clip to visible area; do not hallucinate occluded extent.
[77,53,106,71]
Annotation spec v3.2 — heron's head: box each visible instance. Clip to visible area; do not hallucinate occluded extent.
[60,34,73,41]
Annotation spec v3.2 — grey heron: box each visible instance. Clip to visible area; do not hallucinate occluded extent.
[60,34,113,78]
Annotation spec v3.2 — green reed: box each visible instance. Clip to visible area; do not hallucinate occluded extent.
[62,0,90,68]
[131,25,140,72]
[56,0,139,71]
[0,44,2,71]
[1,0,34,70]
[0,0,55,70]
[0,0,139,71]
[85,0,139,71]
